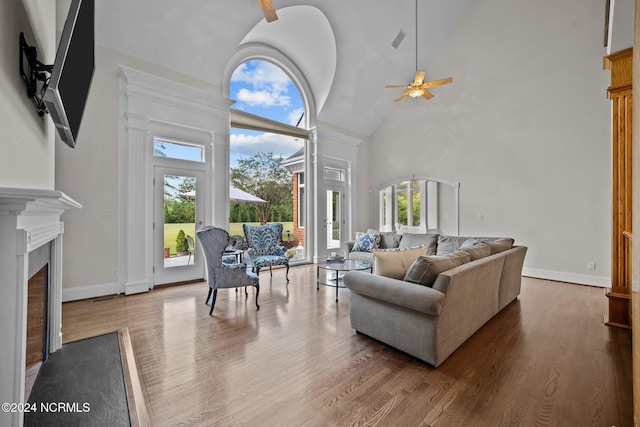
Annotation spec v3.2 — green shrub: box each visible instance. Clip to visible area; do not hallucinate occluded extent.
[176,229,189,253]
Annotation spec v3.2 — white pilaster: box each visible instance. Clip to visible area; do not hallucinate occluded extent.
[0,187,80,427]
[118,66,234,293]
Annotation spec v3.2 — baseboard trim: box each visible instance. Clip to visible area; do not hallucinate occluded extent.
[62,281,120,302]
[125,279,152,295]
[522,267,610,288]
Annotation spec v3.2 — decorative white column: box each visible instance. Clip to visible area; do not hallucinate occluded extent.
[0,187,80,427]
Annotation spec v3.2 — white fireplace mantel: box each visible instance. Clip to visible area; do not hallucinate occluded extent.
[0,187,81,427]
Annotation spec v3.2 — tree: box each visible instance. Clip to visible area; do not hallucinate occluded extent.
[231,152,292,224]
[163,176,196,223]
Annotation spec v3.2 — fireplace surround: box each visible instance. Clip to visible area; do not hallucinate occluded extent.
[0,187,80,427]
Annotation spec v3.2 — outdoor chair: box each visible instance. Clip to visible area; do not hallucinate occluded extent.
[243,223,290,282]
[186,234,196,264]
[196,226,260,314]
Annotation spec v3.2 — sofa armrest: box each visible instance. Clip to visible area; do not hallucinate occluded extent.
[342,240,355,258]
[344,271,445,316]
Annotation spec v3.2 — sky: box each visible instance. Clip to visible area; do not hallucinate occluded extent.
[229,60,305,168]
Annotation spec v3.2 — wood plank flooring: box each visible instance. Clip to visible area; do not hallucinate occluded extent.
[62,266,633,426]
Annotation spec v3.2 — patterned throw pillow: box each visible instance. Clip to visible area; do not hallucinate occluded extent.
[351,232,380,252]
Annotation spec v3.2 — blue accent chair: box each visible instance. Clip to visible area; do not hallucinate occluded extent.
[243,223,290,282]
[196,226,260,314]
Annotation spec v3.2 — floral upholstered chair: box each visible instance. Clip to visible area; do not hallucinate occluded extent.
[196,226,260,314]
[243,223,290,282]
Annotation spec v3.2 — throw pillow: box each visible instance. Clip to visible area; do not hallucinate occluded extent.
[404,250,471,287]
[459,238,484,248]
[399,233,438,255]
[436,235,470,255]
[459,242,491,260]
[351,232,380,252]
[378,231,402,249]
[372,246,426,279]
[486,238,514,254]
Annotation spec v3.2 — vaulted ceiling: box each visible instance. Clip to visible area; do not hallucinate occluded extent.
[95,0,473,136]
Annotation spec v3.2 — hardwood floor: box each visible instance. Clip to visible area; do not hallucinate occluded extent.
[62,266,633,426]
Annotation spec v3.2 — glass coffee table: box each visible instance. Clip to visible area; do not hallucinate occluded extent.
[317,259,372,301]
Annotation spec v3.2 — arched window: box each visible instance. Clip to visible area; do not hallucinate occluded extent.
[228,58,308,259]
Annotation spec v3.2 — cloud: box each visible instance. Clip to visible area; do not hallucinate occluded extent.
[237,88,291,107]
[231,60,291,86]
[231,60,294,108]
[230,131,303,166]
[287,108,305,126]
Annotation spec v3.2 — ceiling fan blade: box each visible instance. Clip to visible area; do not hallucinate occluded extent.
[424,77,453,88]
[422,90,434,100]
[395,91,410,102]
[414,70,426,85]
[258,0,278,22]
[385,84,410,89]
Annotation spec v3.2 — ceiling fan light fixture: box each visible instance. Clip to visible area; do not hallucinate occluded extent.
[384,0,453,102]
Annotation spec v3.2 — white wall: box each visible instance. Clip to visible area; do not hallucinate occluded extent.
[56,45,218,299]
[368,0,612,286]
[0,0,56,189]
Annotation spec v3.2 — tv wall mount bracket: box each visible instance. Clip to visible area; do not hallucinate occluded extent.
[19,32,53,117]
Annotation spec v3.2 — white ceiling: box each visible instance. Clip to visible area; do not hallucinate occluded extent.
[95,0,473,136]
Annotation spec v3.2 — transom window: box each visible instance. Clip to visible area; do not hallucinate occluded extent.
[153,138,204,163]
[323,167,344,182]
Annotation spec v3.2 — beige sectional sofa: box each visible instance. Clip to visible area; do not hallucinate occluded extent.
[343,235,527,367]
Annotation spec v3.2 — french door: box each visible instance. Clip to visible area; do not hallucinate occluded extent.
[326,189,342,249]
[154,166,205,285]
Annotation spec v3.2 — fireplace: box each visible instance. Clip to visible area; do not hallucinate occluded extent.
[0,188,80,427]
[26,263,48,367]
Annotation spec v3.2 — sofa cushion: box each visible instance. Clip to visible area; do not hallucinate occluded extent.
[367,229,402,249]
[372,246,426,279]
[352,232,380,252]
[486,238,514,254]
[379,232,402,249]
[459,242,492,260]
[399,233,438,255]
[436,235,514,255]
[436,235,470,255]
[404,250,471,287]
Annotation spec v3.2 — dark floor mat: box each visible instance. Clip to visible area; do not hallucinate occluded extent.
[25,332,130,427]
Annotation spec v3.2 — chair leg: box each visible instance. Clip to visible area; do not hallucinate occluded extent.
[245,286,248,297]
[206,287,213,305]
[209,289,218,315]
[255,285,260,310]
[270,266,273,276]
[285,263,290,282]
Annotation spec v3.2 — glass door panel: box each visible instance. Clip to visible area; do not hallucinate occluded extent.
[327,189,341,249]
[154,167,204,285]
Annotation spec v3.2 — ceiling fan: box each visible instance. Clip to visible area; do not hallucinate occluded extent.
[386,0,453,101]
[258,0,278,22]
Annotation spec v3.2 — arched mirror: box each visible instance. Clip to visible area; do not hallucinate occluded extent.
[376,177,460,235]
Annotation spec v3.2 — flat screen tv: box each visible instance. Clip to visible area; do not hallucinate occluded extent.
[43,0,95,148]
